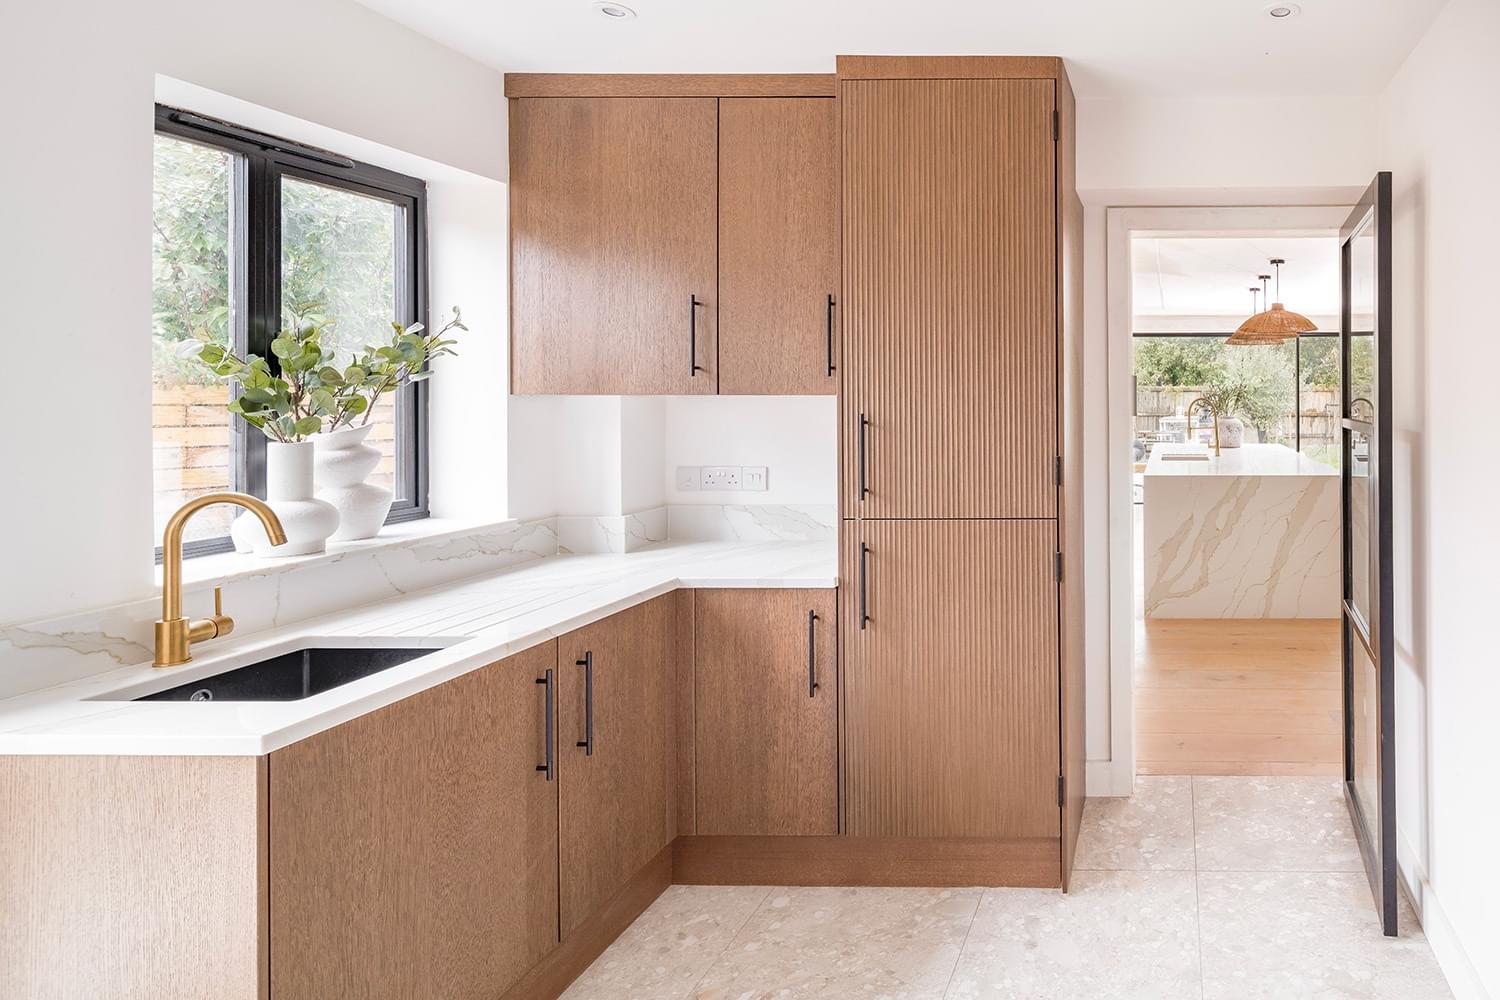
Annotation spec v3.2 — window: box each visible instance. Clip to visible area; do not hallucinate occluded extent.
[151,106,428,556]
[1131,332,1341,467]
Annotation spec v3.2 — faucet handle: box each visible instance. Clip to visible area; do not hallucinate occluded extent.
[209,586,235,640]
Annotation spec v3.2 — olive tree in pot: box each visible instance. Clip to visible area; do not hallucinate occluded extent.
[309,308,463,540]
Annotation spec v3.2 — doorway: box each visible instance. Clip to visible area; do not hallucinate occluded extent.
[1128,232,1344,776]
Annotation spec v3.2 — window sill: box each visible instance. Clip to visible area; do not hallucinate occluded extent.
[161,516,523,590]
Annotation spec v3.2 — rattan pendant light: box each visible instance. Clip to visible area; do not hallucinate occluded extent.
[1226,257,1317,345]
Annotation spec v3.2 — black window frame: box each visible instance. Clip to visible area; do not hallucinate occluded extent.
[153,104,430,560]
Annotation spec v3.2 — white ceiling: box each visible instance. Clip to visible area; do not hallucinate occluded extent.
[352,0,1443,99]
[1132,237,1340,328]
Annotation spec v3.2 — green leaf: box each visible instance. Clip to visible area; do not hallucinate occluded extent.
[292,416,323,437]
[270,337,296,358]
[344,395,368,415]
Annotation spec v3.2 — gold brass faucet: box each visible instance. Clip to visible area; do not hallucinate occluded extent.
[155,492,287,667]
[1185,397,1222,457]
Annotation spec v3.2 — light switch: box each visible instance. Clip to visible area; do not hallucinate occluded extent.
[675,466,701,491]
[742,466,768,491]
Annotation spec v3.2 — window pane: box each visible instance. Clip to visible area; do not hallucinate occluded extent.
[1132,336,1298,457]
[280,176,403,498]
[152,134,239,544]
[1298,335,1342,469]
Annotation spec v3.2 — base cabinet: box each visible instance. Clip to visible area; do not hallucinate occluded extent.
[693,588,838,835]
[840,520,1060,839]
[268,642,559,1000]
[557,595,674,938]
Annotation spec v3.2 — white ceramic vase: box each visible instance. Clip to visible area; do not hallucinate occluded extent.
[313,424,393,541]
[1217,416,1245,449]
[231,441,340,556]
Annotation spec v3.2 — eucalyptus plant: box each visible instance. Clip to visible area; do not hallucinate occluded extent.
[188,306,464,442]
[325,307,464,431]
[190,315,338,442]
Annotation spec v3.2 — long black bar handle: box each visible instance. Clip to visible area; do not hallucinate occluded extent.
[825,294,836,377]
[857,413,869,500]
[575,651,594,756]
[690,295,707,377]
[534,669,554,781]
[859,543,870,630]
[806,609,820,697]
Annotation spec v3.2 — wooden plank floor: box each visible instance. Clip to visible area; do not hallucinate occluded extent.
[1135,618,1342,776]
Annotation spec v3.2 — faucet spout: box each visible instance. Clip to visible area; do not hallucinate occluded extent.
[1186,398,1222,458]
[156,492,287,667]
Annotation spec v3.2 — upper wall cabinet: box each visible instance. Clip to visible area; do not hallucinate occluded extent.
[508,87,837,395]
[719,98,838,395]
[510,97,719,395]
[839,78,1058,517]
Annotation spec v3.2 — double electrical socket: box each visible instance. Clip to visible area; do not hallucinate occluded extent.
[676,465,768,492]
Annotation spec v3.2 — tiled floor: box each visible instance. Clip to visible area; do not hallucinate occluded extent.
[562,777,1453,1000]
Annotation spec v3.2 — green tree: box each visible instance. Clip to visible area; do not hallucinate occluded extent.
[152,135,233,385]
[1133,337,1225,386]
[1210,345,1296,438]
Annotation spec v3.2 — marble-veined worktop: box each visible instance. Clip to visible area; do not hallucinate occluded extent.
[1143,444,1339,618]
[0,540,834,756]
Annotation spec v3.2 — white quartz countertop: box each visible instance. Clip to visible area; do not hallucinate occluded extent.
[0,540,834,757]
[1145,442,1337,478]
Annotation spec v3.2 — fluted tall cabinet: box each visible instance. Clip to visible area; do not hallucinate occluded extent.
[836,57,1086,887]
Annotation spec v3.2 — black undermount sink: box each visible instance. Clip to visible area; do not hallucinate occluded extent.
[135,646,439,702]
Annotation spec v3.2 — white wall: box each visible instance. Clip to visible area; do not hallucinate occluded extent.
[1074,91,1378,781]
[663,396,837,506]
[0,0,507,627]
[1380,1,1500,994]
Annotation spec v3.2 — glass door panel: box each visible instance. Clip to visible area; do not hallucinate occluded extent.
[1339,173,1396,936]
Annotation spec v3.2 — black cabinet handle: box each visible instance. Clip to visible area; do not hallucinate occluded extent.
[690,295,707,377]
[534,669,554,781]
[859,543,870,630]
[807,610,820,697]
[825,294,836,377]
[857,413,870,500]
[575,652,594,756]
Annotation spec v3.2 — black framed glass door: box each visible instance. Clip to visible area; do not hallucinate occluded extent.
[1339,172,1396,936]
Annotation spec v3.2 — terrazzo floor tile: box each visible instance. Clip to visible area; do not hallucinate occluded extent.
[1192,776,1364,872]
[689,886,980,999]
[561,885,771,1000]
[945,870,1201,1000]
[1198,870,1452,999]
[1074,775,1196,871]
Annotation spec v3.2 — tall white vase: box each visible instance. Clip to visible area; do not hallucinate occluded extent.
[231,441,340,556]
[313,424,394,541]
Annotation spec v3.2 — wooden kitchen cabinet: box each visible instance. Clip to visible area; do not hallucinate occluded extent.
[839,519,1060,839]
[839,76,1058,518]
[718,98,838,394]
[509,97,718,395]
[557,596,673,938]
[268,643,559,1000]
[693,588,838,835]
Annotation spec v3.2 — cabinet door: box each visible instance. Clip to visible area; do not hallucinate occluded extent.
[719,98,838,394]
[510,97,718,394]
[558,597,672,938]
[269,643,558,1000]
[840,78,1057,517]
[694,588,838,835]
[840,520,1060,838]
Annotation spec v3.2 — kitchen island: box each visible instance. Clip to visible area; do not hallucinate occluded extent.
[1143,442,1338,618]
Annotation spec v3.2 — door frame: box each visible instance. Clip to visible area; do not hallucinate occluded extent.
[1339,172,1397,935]
[1101,203,1355,795]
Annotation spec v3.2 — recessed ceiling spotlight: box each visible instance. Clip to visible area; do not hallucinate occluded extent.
[1264,2,1301,18]
[593,1,637,18]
